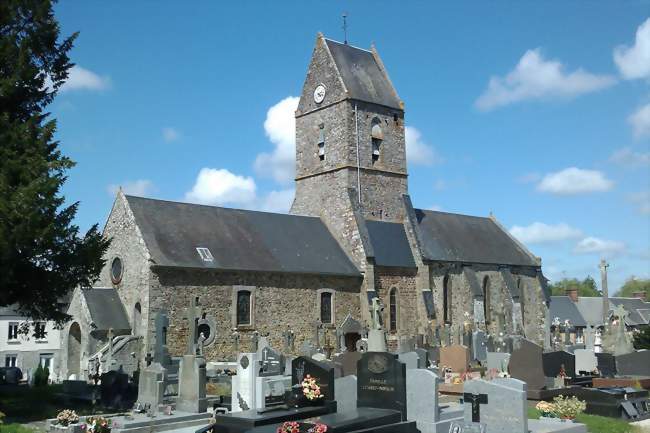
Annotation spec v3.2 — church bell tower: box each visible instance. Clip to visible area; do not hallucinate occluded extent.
[291,34,408,247]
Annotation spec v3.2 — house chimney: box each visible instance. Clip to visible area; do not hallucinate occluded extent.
[632,291,647,301]
[566,288,579,302]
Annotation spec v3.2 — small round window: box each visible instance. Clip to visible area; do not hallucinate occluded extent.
[111,257,123,284]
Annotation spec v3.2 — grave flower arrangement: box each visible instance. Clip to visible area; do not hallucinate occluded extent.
[550,395,586,420]
[56,410,80,427]
[535,401,555,418]
[85,416,111,433]
[277,421,327,433]
[277,421,300,433]
[301,374,323,401]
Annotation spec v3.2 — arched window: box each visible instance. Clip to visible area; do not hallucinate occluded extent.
[236,290,252,326]
[443,274,452,324]
[133,302,142,336]
[518,277,525,325]
[320,292,333,324]
[482,276,491,324]
[389,288,398,332]
[371,123,383,162]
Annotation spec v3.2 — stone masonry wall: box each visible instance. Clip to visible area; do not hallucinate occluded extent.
[147,269,363,360]
[373,267,418,350]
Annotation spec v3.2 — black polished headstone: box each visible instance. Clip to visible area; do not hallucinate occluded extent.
[260,346,285,377]
[357,352,407,419]
[616,351,650,377]
[572,387,649,420]
[542,351,576,378]
[291,356,335,402]
[509,338,545,390]
[596,353,617,378]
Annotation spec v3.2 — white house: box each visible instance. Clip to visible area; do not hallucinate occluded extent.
[0,305,63,383]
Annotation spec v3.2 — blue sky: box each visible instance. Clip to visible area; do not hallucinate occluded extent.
[51,2,649,293]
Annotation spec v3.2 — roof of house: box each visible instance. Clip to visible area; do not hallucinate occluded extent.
[413,209,539,267]
[126,195,361,277]
[549,296,588,327]
[365,220,416,268]
[82,288,131,332]
[324,38,402,110]
[550,295,650,328]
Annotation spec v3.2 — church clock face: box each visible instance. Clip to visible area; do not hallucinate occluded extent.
[313,84,326,104]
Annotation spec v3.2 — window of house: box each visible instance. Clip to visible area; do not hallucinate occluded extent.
[236,290,252,326]
[39,354,53,370]
[34,322,47,340]
[320,292,333,324]
[371,123,383,162]
[5,355,17,367]
[318,124,325,161]
[8,322,18,341]
[443,275,452,324]
[482,276,491,324]
[389,288,398,332]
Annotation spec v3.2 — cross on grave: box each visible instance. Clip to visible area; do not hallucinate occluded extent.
[463,392,488,423]
[144,352,154,367]
[251,331,260,352]
[231,328,241,353]
[283,326,296,352]
[312,320,323,349]
[184,298,202,356]
[106,328,116,369]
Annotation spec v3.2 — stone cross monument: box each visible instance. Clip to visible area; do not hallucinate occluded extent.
[177,298,207,413]
[600,259,609,326]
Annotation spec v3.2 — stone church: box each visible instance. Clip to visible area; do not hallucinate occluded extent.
[60,34,549,380]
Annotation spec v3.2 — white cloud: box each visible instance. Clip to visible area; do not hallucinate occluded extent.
[609,146,650,167]
[510,222,583,244]
[628,191,650,215]
[60,65,110,92]
[614,18,650,80]
[475,49,616,111]
[405,126,443,166]
[537,167,614,195]
[427,205,443,212]
[629,103,650,138]
[107,179,155,197]
[254,96,299,184]
[259,189,295,213]
[574,237,626,256]
[185,168,256,206]
[162,127,181,143]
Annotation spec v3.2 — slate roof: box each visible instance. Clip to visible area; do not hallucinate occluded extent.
[126,196,360,277]
[413,209,539,267]
[549,296,650,328]
[324,39,402,110]
[365,220,416,268]
[82,288,131,332]
[549,296,587,327]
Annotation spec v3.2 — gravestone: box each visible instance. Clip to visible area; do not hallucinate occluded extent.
[291,356,335,402]
[301,340,317,357]
[439,345,470,373]
[312,353,327,362]
[596,353,617,378]
[334,375,358,413]
[543,351,576,378]
[616,350,650,376]
[154,311,171,366]
[406,368,463,433]
[427,347,440,365]
[259,346,285,377]
[100,368,134,409]
[471,331,488,363]
[398,352,419,370]
[508,338,544,390]
[256,336,270,359]
[584,326,595,350]
[414,348,429,368]
[176,298,207,413]
[231,352,258,412]
[136,362,166,410]
[255,375,291,411]
[357,352,407,418]
[463,378,527,433]
[333,351,362,377]
[575,349,598,375]
[486,352,510,373]
[398,336,416,353]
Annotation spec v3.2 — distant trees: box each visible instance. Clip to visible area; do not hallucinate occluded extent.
[0,0,110,325]
[549,276,601,297]
[617,277,650,299]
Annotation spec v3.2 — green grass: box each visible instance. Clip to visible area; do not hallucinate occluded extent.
[0,424,35,433]
[0,385,109,424]
[527,407,641,433]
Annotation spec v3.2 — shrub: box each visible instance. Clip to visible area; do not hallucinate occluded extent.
[33,364,49,387]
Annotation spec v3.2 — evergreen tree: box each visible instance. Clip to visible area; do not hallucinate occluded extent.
[0,0,110,325]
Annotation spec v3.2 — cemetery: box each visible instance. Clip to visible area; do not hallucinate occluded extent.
[2,3,650,433]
